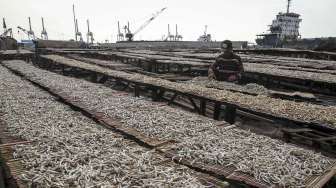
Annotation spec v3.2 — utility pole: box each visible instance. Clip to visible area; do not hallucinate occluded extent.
[41,17,48,40]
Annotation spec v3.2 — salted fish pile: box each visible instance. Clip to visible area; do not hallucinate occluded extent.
[3,61,218,141]
[115,50,336,75]
[173,127,333,187]
[184,77,269,95]
[68,54,138,71]
[244,63,336,84]
[2,60,335,187]
[39,55,336,127]
[120,50,336,82]
[0,65,209,187]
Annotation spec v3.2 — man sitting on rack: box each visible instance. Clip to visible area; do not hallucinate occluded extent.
[208,40,244,82]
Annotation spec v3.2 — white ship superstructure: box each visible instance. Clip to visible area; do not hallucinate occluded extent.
[270,12,301,40]
[256,0,302,47]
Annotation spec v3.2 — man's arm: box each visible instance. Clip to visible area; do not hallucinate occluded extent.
[208,61,218,80]
[233,54,244,72]
[215,53,225,63]
[209,60,219,70]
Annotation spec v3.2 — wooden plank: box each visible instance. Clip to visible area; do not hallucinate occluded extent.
[281,128,313,133]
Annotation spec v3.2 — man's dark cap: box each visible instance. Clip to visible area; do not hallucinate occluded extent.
[221,40,233,49]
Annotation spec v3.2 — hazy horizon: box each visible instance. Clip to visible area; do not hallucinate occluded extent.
[1,0,335,43]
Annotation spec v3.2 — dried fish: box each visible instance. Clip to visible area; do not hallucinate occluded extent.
[35,55,336,127]
[2,61,335,187]
[184,77,269,95]
[173,127,334,187]
[244,63,336,84]
[0,65,210,187]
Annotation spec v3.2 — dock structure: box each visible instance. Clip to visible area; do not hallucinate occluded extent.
[1,46,336,187]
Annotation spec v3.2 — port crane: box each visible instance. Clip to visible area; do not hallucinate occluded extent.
[17,17,38,40]
[124,7,167,41]
[41,17,48,40]
[1,18,13,38]
[117,21,124,41]
[27,17,35,40]
[73,4,83,42]
[165,24,175,41]
[17,26,40,40]
[174,24,182,41]
[86,19,94,44]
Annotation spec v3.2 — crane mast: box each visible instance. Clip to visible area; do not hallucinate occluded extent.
[117,21,124,41]
[41,17,48,40]
[75,19,83,42]
[73,4,77,41]
[2,18,6,30]
[73,4,83,42]
[125,22,132,41]
[175,24,182,41]
[27,17,35,40]
[287,0,291,13]
[86,19,94,44]
[1,18,13,38]
[166,24,174,41]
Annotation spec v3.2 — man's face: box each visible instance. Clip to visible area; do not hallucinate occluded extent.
[221,43,228,49]
[222,47,232,53]
[221,43,232,52]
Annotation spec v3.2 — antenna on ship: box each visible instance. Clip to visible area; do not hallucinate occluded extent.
[287,0,291,13]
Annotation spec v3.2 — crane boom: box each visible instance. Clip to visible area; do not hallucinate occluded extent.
[125,7,167,41]
[134,7,167,35]
[1,28,12,37]
[17,26,40,40]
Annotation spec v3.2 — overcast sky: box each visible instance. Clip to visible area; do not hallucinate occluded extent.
[1,0,335,43]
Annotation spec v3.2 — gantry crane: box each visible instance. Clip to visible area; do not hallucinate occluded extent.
[1,18,17,50]
[41,17,48,40]
[1,18,13,38]
[27,17,35,40]
[165,24,175,41]
[73,4,83,42]
[117,21,124,41]
[17,17,37,40]
[17,26,40,40]
[174,24,182,41]
[124,7,167,41]
[124,22,131,41]
[86,19,94,44]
